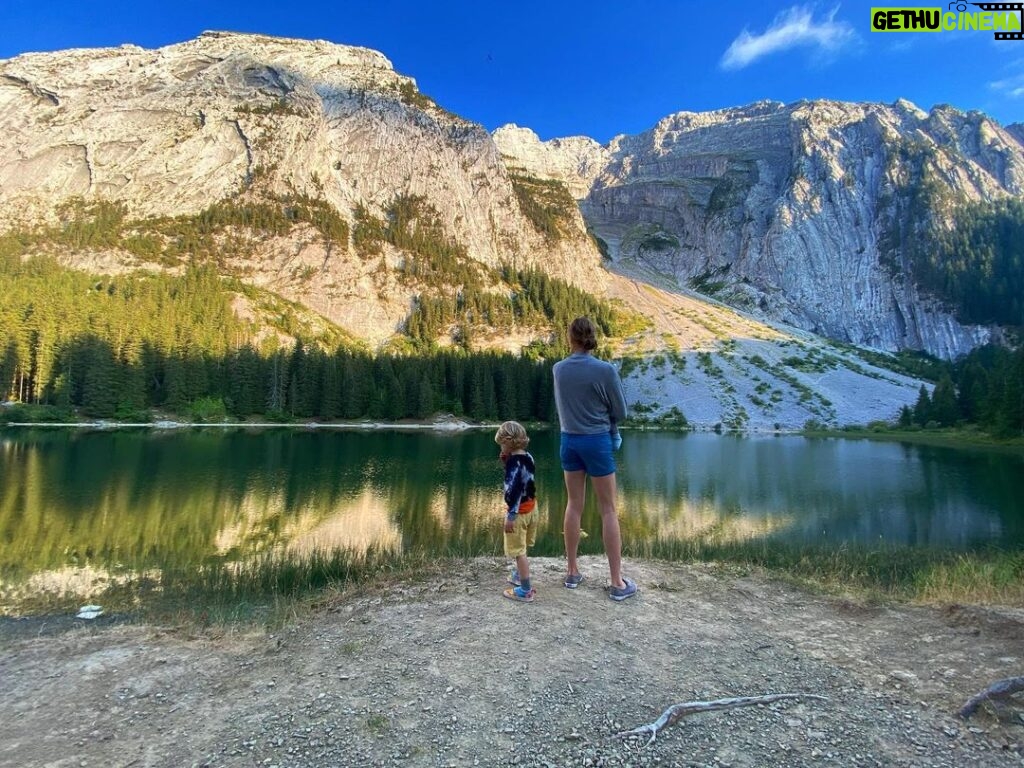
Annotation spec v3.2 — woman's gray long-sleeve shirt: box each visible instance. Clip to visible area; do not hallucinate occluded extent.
[552,353,627,435]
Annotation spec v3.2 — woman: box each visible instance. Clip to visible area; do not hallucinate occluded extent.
[552,316,636,601]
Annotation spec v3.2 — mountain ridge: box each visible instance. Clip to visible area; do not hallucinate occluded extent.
[6,31,1016,428]
[496,97,1024,360]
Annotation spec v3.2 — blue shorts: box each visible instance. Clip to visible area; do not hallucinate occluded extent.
[560,432,616,477]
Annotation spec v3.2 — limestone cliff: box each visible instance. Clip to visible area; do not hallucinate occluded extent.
[492,124,608,200]
[497,99,1024,359]
[0,32,602,345]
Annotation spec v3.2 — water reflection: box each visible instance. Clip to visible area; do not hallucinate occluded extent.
[617,433,1023,547]
[1,428,1022,601]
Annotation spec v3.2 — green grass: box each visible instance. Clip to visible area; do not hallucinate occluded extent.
[7,537,1022,626]
[629,539,1024,604]
[3,546,446,626]
[0,404,78,424]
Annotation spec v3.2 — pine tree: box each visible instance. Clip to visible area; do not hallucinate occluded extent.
[897,404,913,428]
[912,385,932,426]
[930,374,959,427]
[80,339,119,418]
[340,353,370,419]
[416,373,435,419]
[319,354,342,420]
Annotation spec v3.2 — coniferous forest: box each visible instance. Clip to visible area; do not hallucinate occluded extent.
[897,345,1024,437]
[0,192,638,423]
[912,199,1024,327]
[0,252,615,423]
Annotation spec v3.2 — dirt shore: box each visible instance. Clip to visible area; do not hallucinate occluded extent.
[2,557,1023,768]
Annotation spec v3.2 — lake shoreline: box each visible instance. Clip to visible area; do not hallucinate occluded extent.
[4,411,1022,446]
[0,416,801,435]
[6,545,1024,622]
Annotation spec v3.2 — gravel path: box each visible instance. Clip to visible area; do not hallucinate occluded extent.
[2,557,1022,767]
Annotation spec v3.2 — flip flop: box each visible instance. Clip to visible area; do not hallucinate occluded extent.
[503,586,536,603]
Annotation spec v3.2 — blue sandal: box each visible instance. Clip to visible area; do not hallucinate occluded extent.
[564,573,584,589]
[503,585,536,602]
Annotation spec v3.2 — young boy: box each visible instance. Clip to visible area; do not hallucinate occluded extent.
[495,421,538,603]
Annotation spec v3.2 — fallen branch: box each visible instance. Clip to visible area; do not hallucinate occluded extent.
[958,676,1024,720]
[614,693,829,747]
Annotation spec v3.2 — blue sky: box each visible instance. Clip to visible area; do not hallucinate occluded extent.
[1,1,1021,142]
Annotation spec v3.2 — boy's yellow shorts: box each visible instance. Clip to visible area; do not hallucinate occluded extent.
[503,512,537,558]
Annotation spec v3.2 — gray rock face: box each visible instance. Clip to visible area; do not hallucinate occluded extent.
[4,32,1017,361]
[0,32,603,343]
[492,124,608,199]
[497,99,1024,359]
[1007,123,1024,147]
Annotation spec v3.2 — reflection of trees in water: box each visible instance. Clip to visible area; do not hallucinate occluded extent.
[0,430,513,580]
[2,429,246,575]
[0,429,409,576]
[2,430,1021,584]
[617,433,1021,548]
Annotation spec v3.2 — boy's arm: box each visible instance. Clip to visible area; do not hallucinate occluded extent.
[503,460,525,522]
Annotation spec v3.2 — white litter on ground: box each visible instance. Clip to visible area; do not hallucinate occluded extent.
[75,605,104,620]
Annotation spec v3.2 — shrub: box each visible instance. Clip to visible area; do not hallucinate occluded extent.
[189,397,228,423]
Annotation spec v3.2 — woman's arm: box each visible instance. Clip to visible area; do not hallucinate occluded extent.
[608,366,628,424]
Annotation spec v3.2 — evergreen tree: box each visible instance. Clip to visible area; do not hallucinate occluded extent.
[929,374,959,427]
[416,374,435,419]
[995,349,1024,436]
[340,353,370,419]
[897,404,913,428]
[0,341,18,401]
[80,340,119,417]
[319,354,342,420]
[266,350,289,415]
[912,385,932,426]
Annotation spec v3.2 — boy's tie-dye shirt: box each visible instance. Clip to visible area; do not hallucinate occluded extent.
[502,452,536,523]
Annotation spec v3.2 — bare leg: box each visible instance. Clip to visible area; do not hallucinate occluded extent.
[591,472,623,588]
[563,470,587,577]
[515,554,530,584]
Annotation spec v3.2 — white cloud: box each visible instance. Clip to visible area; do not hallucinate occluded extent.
[721,5,855,71]
[989,58,1024,98]
[990,75,1024,98]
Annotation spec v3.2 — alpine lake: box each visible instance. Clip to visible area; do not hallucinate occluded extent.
[1,426,1022,612]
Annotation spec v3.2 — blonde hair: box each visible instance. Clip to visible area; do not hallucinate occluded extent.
[494,420,530,450]
[568,316,598,351]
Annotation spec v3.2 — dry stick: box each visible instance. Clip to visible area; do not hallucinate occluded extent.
[614,693,830,747]
[958,676,1024,720]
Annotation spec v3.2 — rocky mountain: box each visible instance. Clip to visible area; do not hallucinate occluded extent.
[0,33,970,428]
[0,31,602,346]
[1006,123,1024,147]
[496,99,1024,360]
[491,124,608,199]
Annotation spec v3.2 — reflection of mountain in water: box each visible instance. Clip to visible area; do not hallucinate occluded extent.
[1,429,1022,596]
[0,429,508,587]
[620,433,1022,546]
[216,488,403,557]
